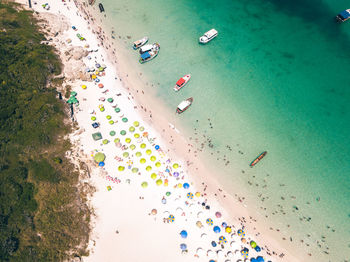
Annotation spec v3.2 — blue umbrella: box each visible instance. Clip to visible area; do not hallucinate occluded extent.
[155,145,160,150]
[183,183,190,189]
[98,161,105,167]
[255,246,261,252]
[211,241,217,247]
[213,226,221,233]
[256,256,264,262]
[250,259,258,262]
[173,172,179,177]
[180,230,188,238]
[222,222,227,228]
[180,243,187,250]
[209,260,215,262]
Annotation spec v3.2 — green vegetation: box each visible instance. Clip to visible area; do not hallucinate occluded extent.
[0,2,91,261]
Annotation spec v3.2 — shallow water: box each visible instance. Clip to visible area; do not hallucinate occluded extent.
[96,0,350,260]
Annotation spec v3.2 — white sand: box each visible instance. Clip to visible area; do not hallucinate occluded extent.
[15,0,304,261]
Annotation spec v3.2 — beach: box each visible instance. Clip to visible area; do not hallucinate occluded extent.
[15,0,349,261]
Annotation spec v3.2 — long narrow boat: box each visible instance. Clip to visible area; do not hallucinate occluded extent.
[176,97,193,114]
[174,74,191,91]
[249,151,267,167]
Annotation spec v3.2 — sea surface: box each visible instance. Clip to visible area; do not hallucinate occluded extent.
[94,0,350,260]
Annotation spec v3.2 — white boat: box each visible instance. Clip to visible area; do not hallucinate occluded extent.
[176,97,193,114]
[133,37,149,50]
[336,9,350,23]
[139,43,160,64]
[174,74,191,91]
[199,29,218,44]
[139,44,154,54]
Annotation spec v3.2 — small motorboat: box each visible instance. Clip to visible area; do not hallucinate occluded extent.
[199,29,218,44]
[249,151,267,167]
[99,3,105,13]
[174,74,191,91]
[133,37,149,50]
[176,97,193,114]
[335,9,350,23]
[139,43,160,64]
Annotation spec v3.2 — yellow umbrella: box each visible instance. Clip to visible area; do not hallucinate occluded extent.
[173,163,179,169]
[195,192,201,197]
[82,84,87,89]
[146,166,152,171]
[151,173,157,179]
[156,179,163,186]
[91,74,97,79]
[150,156,156,161]
[155,162,161,167]
[134,133,140,138]
[146,149,152,155]
[125,138,131,143]
[140,143,146,149]
[225,227,232,233]
[118,166,125,171]
[140,158,146,164]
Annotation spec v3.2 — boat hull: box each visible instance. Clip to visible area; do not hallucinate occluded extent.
[249,151,267,167]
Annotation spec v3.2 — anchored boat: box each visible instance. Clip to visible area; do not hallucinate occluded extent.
[176,97,193,114]
[174,74,191,91]
[335,9,350,22]
[133,37,149,50]
[139,43,160,64]
[199,29,218,44]
[99,3,105,13]
[249,151,267,167]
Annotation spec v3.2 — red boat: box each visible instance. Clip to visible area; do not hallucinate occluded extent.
[249,151,267,167]
[174,74,191,91]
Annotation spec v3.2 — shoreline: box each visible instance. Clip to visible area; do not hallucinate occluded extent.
[16,0,312,261]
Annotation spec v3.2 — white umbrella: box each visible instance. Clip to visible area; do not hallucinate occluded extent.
[225,260,231,262]
[207,250,215,258]
[196,247,204,257]
[227,251,233,258]
[176,207,183,213]
[200,233,207,238]
[197,211,203,218]
[217,249,224,259]
[230,241,236,247]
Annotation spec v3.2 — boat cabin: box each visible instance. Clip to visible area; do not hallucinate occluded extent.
[140,52,151,61]
[204,29,218,39]
[139,44,153,54]
[336,9,350,22]
[176,78,185,87]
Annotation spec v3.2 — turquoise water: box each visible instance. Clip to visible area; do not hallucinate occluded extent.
[91,0,350,260]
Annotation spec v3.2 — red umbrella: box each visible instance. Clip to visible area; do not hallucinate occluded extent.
[98,83,104,88]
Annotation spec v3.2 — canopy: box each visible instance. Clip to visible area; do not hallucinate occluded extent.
[141,52,150,60]
[94,152,105,162]
[176,78,185,86]
[340,10,350,19]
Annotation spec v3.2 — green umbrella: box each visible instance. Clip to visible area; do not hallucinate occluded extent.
[94,152,105,162]
[120,130,126,135]
[139,126,145,131]
[70,91,77,96]
[115,108,121,113]
[107,98,113,103]
[122,117,128,123]
[110,131,116,136]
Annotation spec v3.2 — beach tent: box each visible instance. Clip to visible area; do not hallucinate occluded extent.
[92,132,102,141]
[94,152,105,162]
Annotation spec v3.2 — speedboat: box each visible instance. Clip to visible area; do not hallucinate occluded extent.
[335,9,350,23]
[133,37,149,50]
[249,151,267,167]
[139,43,160,64]
[174,74,191,91]
[176,97,193,114]
[199,29,218,44]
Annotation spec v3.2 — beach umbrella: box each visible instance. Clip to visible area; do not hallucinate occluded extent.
[250,241,257,249]
[100,107,105,112]
[155,162,161,167]
[155,145,160,150]
[151,209,157,215]
[150,156,156,161]
[114,138,120,143]
[180,243,187,251]
[196,221,203,228]
[109,120,114,125]
[102,139,109,144]
[215,211,222,218]
[256,256,264,262]
[180,230,188,238]
[98,161,105,167]
[241,238,247,243]
[205,205,210,210]
[173,163,179,169]
[133,121,139,127]
[201,233,207,239]
[183,183,190,189]
[140,143,146,149]
[146,166,152,171]
[166,191,171,196]
[131,167,138,173]
[134,133,140,138]
[146,149,152,155]
[139,126,145,131]
[115,107,121,113]
[91,116,96,121]
[106,115,112,120]
[222,222,227,228]
[70,91,77,96]
[120,130,126,135]
[151,173,157,179]
[237,229,245,237]
[91,74,97,79]
[255,246,261,252]
[140,158,146,164]
[141,182,148,188]
[207,250,215,258]
[227,251,233,258]
[173,172,180,178]
[187,192,194,199]
[213,226,221,233]
[241,248,249,258]
[225,226,232,233]
[95,63,101,68]
[95,78,100,83]
[110,131,116,136]
[98,83,104,88]
[195,192,201,197]
[94,152,105,162]
[219,236,227,244]
[82,84,87,89]
[196,248,204,256]
[129,126,135,132]
[123,152,129,158]
[162,198,167,204]
[156,179,163,186]
[136,152,142,157]
[168,215,175,222]
[130,144,136,150]
[118,166,125,171]
[122,117,128,122]
[206,218,213,226]
[92,132,102,141]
